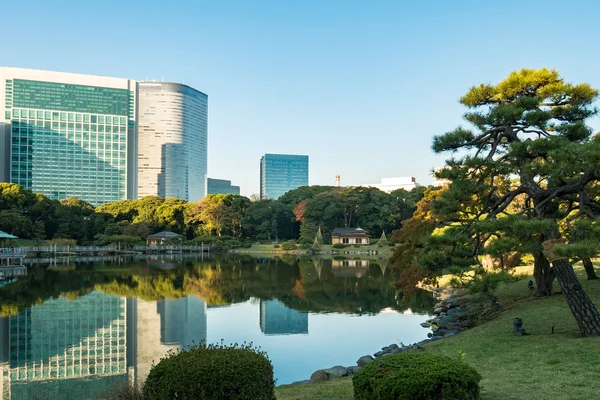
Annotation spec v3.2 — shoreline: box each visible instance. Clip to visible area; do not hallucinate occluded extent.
[283,286,474,387]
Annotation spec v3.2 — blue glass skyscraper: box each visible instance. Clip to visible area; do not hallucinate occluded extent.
[260,154,308,200]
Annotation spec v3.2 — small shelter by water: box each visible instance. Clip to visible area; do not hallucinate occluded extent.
[146,231,180,246]
[331,227,370,245]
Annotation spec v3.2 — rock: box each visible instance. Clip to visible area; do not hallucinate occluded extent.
[387,344,400,351]
[447,308,467,319]
[374,351,384,357]
[433,307,443,314]
[434,302,443,308]
[433,329,447,337]
[381,346,390,353]
[420,322,430,328]
[429,336,443,341]
[390,347,403,355]
[431,326,439,332]
[427,332,433,338]
[346,366,361,376]
[324,366,348,379]
[437,316,456,329]
[357,355,374,367]
[310,370,329,383]
[444,329,462,338]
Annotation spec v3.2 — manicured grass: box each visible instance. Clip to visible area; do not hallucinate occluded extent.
[276,261,600,400]
[276,378,353,400]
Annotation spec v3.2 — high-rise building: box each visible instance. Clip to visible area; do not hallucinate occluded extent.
[207,178,240,195]
[259,299,308,335]
[0,67,138,205]
[260,154,308,200]
[137,82,208,201]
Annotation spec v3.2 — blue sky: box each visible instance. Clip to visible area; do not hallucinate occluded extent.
[2,0,599,196]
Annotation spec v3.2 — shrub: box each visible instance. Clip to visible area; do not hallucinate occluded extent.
[273,244,280,248]
[354,244,361,248]
[332,243,346,249]
[301,243,311,249]
[353,352,481,400]
[280,240,297,251]
[143,343,275,400]
[242,242,252,248]
[298,236,312,246]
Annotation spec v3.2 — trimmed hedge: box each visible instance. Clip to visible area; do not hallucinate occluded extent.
[332,243,346,249]
[143,343,275,400]
[353,352,481,400]
[280,240,298,251]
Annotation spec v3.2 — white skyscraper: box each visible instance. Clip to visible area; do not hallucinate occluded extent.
[137,82,208,201]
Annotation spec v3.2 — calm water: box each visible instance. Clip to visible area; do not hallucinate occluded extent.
[0,254,434,399]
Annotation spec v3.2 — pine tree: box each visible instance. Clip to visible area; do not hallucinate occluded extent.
[378,231,388,247]
[428,68,600,336]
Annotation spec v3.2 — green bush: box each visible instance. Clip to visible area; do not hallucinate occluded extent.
[242,242,252,248]
[143,343,275,400]
[280,240,297,251]
[300,243,311,249]
[273,244,280,248]
[298,236,313,246]
[353,352,481,400]
[332,243,346,249]
[354,244,361,248]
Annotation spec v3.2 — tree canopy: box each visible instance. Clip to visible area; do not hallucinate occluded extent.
[397,68,600,336]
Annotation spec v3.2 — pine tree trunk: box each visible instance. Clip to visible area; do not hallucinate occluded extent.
[552,259,600,336]
[533,252,554,296]
[582,258,599,280]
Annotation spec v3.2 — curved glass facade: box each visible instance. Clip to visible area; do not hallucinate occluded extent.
[137,82,208,201]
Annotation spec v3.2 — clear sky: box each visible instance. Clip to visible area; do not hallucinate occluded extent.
[2,0,599,196]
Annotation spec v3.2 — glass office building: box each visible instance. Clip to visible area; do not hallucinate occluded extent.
[207,178,240,195]
[0,67,138,205]
[260,154,309,200]
[137,82,208,201]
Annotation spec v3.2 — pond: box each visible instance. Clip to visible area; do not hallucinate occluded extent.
[0,254,434,399]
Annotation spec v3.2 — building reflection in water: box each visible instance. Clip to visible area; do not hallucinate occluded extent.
[0,292,207,399]
[259,299,308,335]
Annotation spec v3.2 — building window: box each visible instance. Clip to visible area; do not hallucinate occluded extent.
[356,238,362,244]
[342,238,349,244]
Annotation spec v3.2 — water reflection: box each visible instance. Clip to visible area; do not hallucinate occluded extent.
[0,255,434,399]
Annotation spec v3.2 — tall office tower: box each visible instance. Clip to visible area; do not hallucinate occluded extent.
[0,67,138,205]
[260,154,309,200]
[259,299,308,335]
[207,178,240,195]
[137,82,208,201]
[0,292,128,400]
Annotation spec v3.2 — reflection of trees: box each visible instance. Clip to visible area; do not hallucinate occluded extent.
[0,256,435,316]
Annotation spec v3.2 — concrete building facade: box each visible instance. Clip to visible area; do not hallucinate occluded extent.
[137,82,208,201]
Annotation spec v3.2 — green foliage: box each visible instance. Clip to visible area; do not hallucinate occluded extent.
[451,269,529,296]
[280,240,298,251]
[273,244,280,249]
[352,352,481,400]
[142,342,275,400]
[378,231,388,247]
[332,243,346,249]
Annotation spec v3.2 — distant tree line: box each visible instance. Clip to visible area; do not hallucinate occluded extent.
[0,183,426,245]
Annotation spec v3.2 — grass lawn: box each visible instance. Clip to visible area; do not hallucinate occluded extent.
[234,243,393,255]
[275,262,600,400]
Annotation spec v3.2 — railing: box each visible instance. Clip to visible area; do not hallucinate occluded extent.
[0,248,28,255]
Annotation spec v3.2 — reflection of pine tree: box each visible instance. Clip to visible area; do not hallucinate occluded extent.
[377,257,388,276]
[313,258,323,279]
[378,231,388,247]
